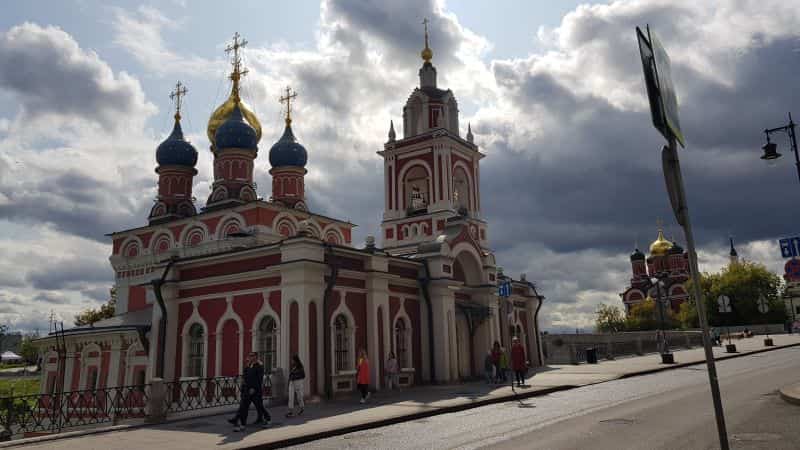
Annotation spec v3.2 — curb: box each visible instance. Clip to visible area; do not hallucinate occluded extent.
[779,383,800,406]
[4,341,799,449]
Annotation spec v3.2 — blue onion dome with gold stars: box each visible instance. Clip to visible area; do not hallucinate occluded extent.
[269,120,307,168]
[630,248,645,261]
[214,103,258,151]
[156,118,198,167]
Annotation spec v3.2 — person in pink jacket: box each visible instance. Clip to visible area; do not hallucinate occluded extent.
[356,349,371,403]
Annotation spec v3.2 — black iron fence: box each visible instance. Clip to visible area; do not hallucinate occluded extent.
[163,375,271,413]
[0,375,273,440]
[0,384,149,440]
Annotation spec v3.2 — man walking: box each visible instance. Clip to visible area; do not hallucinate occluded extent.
[229,352,271,431]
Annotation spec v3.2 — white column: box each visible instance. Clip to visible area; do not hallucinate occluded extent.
[106,340,122,388]
[63,351,75,392]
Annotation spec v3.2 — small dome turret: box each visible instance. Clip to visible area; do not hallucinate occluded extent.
[215,103,258,151]
[630,248,645,261]
[269,122,307,168]
[156,119,198,167]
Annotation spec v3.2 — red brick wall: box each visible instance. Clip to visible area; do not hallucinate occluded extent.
[181,255,281,281]
[405,298,422,380]
[233,293,263,357]
[128,286,148,312]
[178,277,280,298]
[345,293,367,353]
[198,298,227,376]
[220,319,240,376]
[308,302,318,395]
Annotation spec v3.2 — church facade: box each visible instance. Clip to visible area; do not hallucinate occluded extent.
[620,228,690,314]
[36,31,544,399]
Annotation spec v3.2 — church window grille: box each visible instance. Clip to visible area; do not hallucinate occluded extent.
[257,317,278,374]
[395,318,409,368]
[334,315,351,372]
[87,367,98,391]
[187,324,204,377]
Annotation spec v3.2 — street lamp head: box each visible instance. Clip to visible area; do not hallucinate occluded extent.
[761,141,781,161]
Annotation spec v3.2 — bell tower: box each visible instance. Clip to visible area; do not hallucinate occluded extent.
[379,20,487,255]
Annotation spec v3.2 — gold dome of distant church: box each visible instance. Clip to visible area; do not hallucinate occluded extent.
[207,33,261,149]
[649,228,672,256]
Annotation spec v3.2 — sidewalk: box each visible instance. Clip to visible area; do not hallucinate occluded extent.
[7,334,800,450]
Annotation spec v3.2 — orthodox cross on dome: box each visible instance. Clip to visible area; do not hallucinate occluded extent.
[169,81,188,121]
[656,218,664,230]
[225,32,249,101]
[279,86,297,125]
[421,17,432,62]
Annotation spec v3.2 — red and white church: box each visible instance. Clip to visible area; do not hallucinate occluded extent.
[36,31,544,399]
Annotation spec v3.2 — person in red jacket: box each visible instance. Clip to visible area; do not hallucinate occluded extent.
[356,348,371,403]
[510,337,528,387]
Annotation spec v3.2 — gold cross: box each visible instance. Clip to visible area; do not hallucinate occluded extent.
[279,86,297,124]
[169,81,188,120]
[225,32,249,99]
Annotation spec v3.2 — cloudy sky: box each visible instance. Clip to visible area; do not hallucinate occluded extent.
[1,0,799,334]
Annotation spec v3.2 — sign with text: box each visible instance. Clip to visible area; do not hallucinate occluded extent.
[779,237,800,258]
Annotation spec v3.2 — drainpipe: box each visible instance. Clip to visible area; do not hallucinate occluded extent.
[418,260,436,383]
[151,257,178,379]
[530,282,545,367]
[323,244,339,399]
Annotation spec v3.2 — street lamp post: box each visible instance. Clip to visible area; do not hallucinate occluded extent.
[760,112,800,184]
[651,276,674,364]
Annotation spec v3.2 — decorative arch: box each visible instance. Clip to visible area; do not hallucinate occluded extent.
[181,304,209,379]
[305,219,323,239]
[330,300,356,374]
[251,295,281,373]
[179,221,210,248]
[239,185,257,202]
[392,301,414,369]
[80,343,102,390]
[397,159,434,211]
[451,242,484,286]
[150,230,173,255]
[216,212,247,240]
[215,299,245,377]
[322,225,344,245]
[273,212,298,238]
[124,342,149,386]
[120,236,144,258]
[452,161,474,211]
[209,185,229,203]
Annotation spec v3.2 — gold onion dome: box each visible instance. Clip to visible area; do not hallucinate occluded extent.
[649,228,673,256]
[207,92,261,149]
[207,32,262,149]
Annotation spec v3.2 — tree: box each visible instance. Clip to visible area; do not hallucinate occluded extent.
[687,261,785,327]
[677,301,698,329]
[595,304,626,332]
[74,287,117,326]
[18,333,39,365]
[625,297,680,331]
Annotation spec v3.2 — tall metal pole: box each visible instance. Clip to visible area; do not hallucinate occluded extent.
[663,137,730,450]
[654,279,669,353]
[787,113,800,185]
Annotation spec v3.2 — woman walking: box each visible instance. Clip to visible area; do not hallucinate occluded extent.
[385,352,399,390]
[356,349,371,403]
[285,354,305,418]
[510,337,527,387]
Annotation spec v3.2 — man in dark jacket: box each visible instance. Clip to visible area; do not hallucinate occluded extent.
[229,352,271,431]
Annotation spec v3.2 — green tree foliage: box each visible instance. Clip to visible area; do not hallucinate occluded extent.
[18,333,39,364]
[677,301,698,329]
[595,304,626,332]
[74,287,117,326]
[624,297,680,331]
[686,260,785,327]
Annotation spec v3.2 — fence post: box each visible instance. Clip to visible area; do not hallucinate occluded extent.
[635,336,644,355]
[685,333,692,349]
[146,378,167,424]
[569,344,578,365]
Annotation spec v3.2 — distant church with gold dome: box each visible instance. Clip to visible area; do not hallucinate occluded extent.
[35,28,543,401]
[620,226,690,314]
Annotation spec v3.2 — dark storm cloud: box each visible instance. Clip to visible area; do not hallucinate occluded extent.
[0,170,152,242]
[26,256,112,291]
[0,22,153,129]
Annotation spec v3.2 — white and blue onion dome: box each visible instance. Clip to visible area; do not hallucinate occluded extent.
[268,121,308,168]
[156,119,198,167]
[214,103,259,151]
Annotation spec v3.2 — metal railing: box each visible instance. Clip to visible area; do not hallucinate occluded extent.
[0,384,149,440]
[164,375,272,414]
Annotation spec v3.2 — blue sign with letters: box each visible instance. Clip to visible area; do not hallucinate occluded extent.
[779,237,800,258]
[498,281,512,298]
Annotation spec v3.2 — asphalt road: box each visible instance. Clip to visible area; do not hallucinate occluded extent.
[291,346,800,450]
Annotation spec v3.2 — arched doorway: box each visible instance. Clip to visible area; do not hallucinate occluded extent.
[452,248,484,380]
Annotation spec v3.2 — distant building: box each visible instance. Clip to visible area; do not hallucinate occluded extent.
[620,227,690,314]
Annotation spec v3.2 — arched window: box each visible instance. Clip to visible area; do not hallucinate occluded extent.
[257,317,278,373]
[405,166,430,211]
[453,167,470,212]
[394,318,409,368]
[187,324,204,378]
[334,315,351,372]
